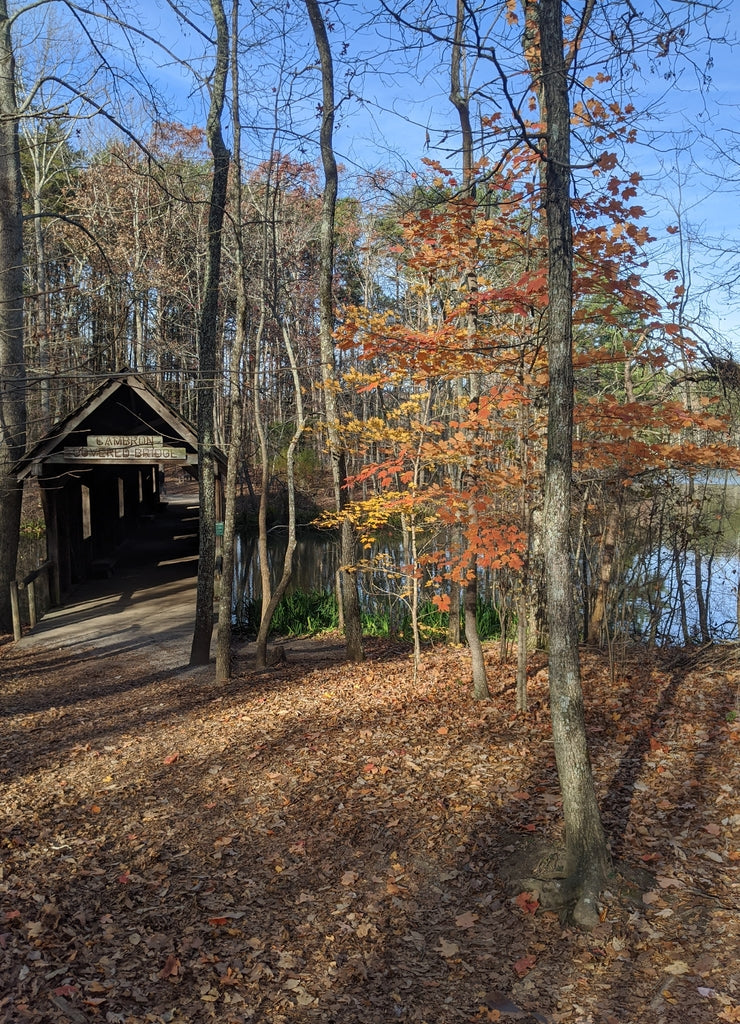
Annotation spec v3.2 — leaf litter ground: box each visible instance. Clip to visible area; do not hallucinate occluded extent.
[0,634,738,1024]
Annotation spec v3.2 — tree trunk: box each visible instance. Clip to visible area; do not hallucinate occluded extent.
[516,354,531,712]
[339,486,364,658]
[450,2,489,698]
[447,576,461,645]
[587,498,621,647]
[254,323,307,670]
[516,588,528,712]
[254,308,271,646]
[694,546,710,644]
[540,0,610,927]
[464,566,489,699]
[215,0,245,682]
[32,182,50,430]
[0,1,27,634]
[190,0,230,666]
[305,0,363,662]
[215,316,244,680]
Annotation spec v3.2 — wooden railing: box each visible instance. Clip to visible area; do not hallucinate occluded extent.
[9,561,54,641]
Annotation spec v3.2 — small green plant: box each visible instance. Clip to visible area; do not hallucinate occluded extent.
[20,519,45,540]
[361,609,392,637]
[726,709,738,724]
[235,591,504,643]
[475,601,502,640]
[236,588,339,637]
[398,601,448,642]
[394,599,502,643]
[235,597,261,636]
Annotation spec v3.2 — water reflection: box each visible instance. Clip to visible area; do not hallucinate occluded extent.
[235,529,339,603]
[235,483,740,645]
[617,475,740,645]
[233,528,440,633]
[630,548,739,644]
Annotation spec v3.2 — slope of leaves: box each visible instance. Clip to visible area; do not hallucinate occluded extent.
[0,637,738,1024]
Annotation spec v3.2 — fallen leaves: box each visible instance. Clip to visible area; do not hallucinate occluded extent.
[52,985,79,998]
[158,953,180,979]
[663,960,690,976]
[0,638,738,1024]
[515,891,540,915]
[514,955,537,978]
[455,910,479,929]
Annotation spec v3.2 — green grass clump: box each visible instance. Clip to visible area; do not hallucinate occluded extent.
[237,588,339,637]
[361,609,392,637]
[391,599,503,643]
[236,590,503,643]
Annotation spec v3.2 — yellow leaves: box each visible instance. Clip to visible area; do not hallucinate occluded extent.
[662,960,691,976]
[472,1009,502,1023]
[718,1008,740,1023]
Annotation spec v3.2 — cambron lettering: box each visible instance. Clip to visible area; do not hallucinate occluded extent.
[87,434,163,448]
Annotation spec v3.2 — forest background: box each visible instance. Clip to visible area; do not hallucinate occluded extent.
[3,0,740,656]
[2,0,740,931]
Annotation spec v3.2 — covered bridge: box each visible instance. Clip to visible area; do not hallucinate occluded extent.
[15,372,222,604]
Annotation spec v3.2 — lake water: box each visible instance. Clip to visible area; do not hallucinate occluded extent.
[234,477,740,645]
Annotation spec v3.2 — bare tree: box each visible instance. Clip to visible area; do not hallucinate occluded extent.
[450,0,490,700]
[0,0,27,634]
[305,0,364,662]
[215,0,246,682]
[539,0,610,927]
[189,0,230,666]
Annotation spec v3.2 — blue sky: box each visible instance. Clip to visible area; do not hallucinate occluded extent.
[328,1,740,351]
[63,0,740,351]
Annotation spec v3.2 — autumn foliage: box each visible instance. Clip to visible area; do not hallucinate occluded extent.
[330,139,740,630]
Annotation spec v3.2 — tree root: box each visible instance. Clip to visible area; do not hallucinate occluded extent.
[498,835,610,929]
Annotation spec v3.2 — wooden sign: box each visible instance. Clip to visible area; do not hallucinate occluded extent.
[49,443,189,463]
[87,434,163,448]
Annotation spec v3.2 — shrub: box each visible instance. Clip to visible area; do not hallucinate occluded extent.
[236,588,339,637]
